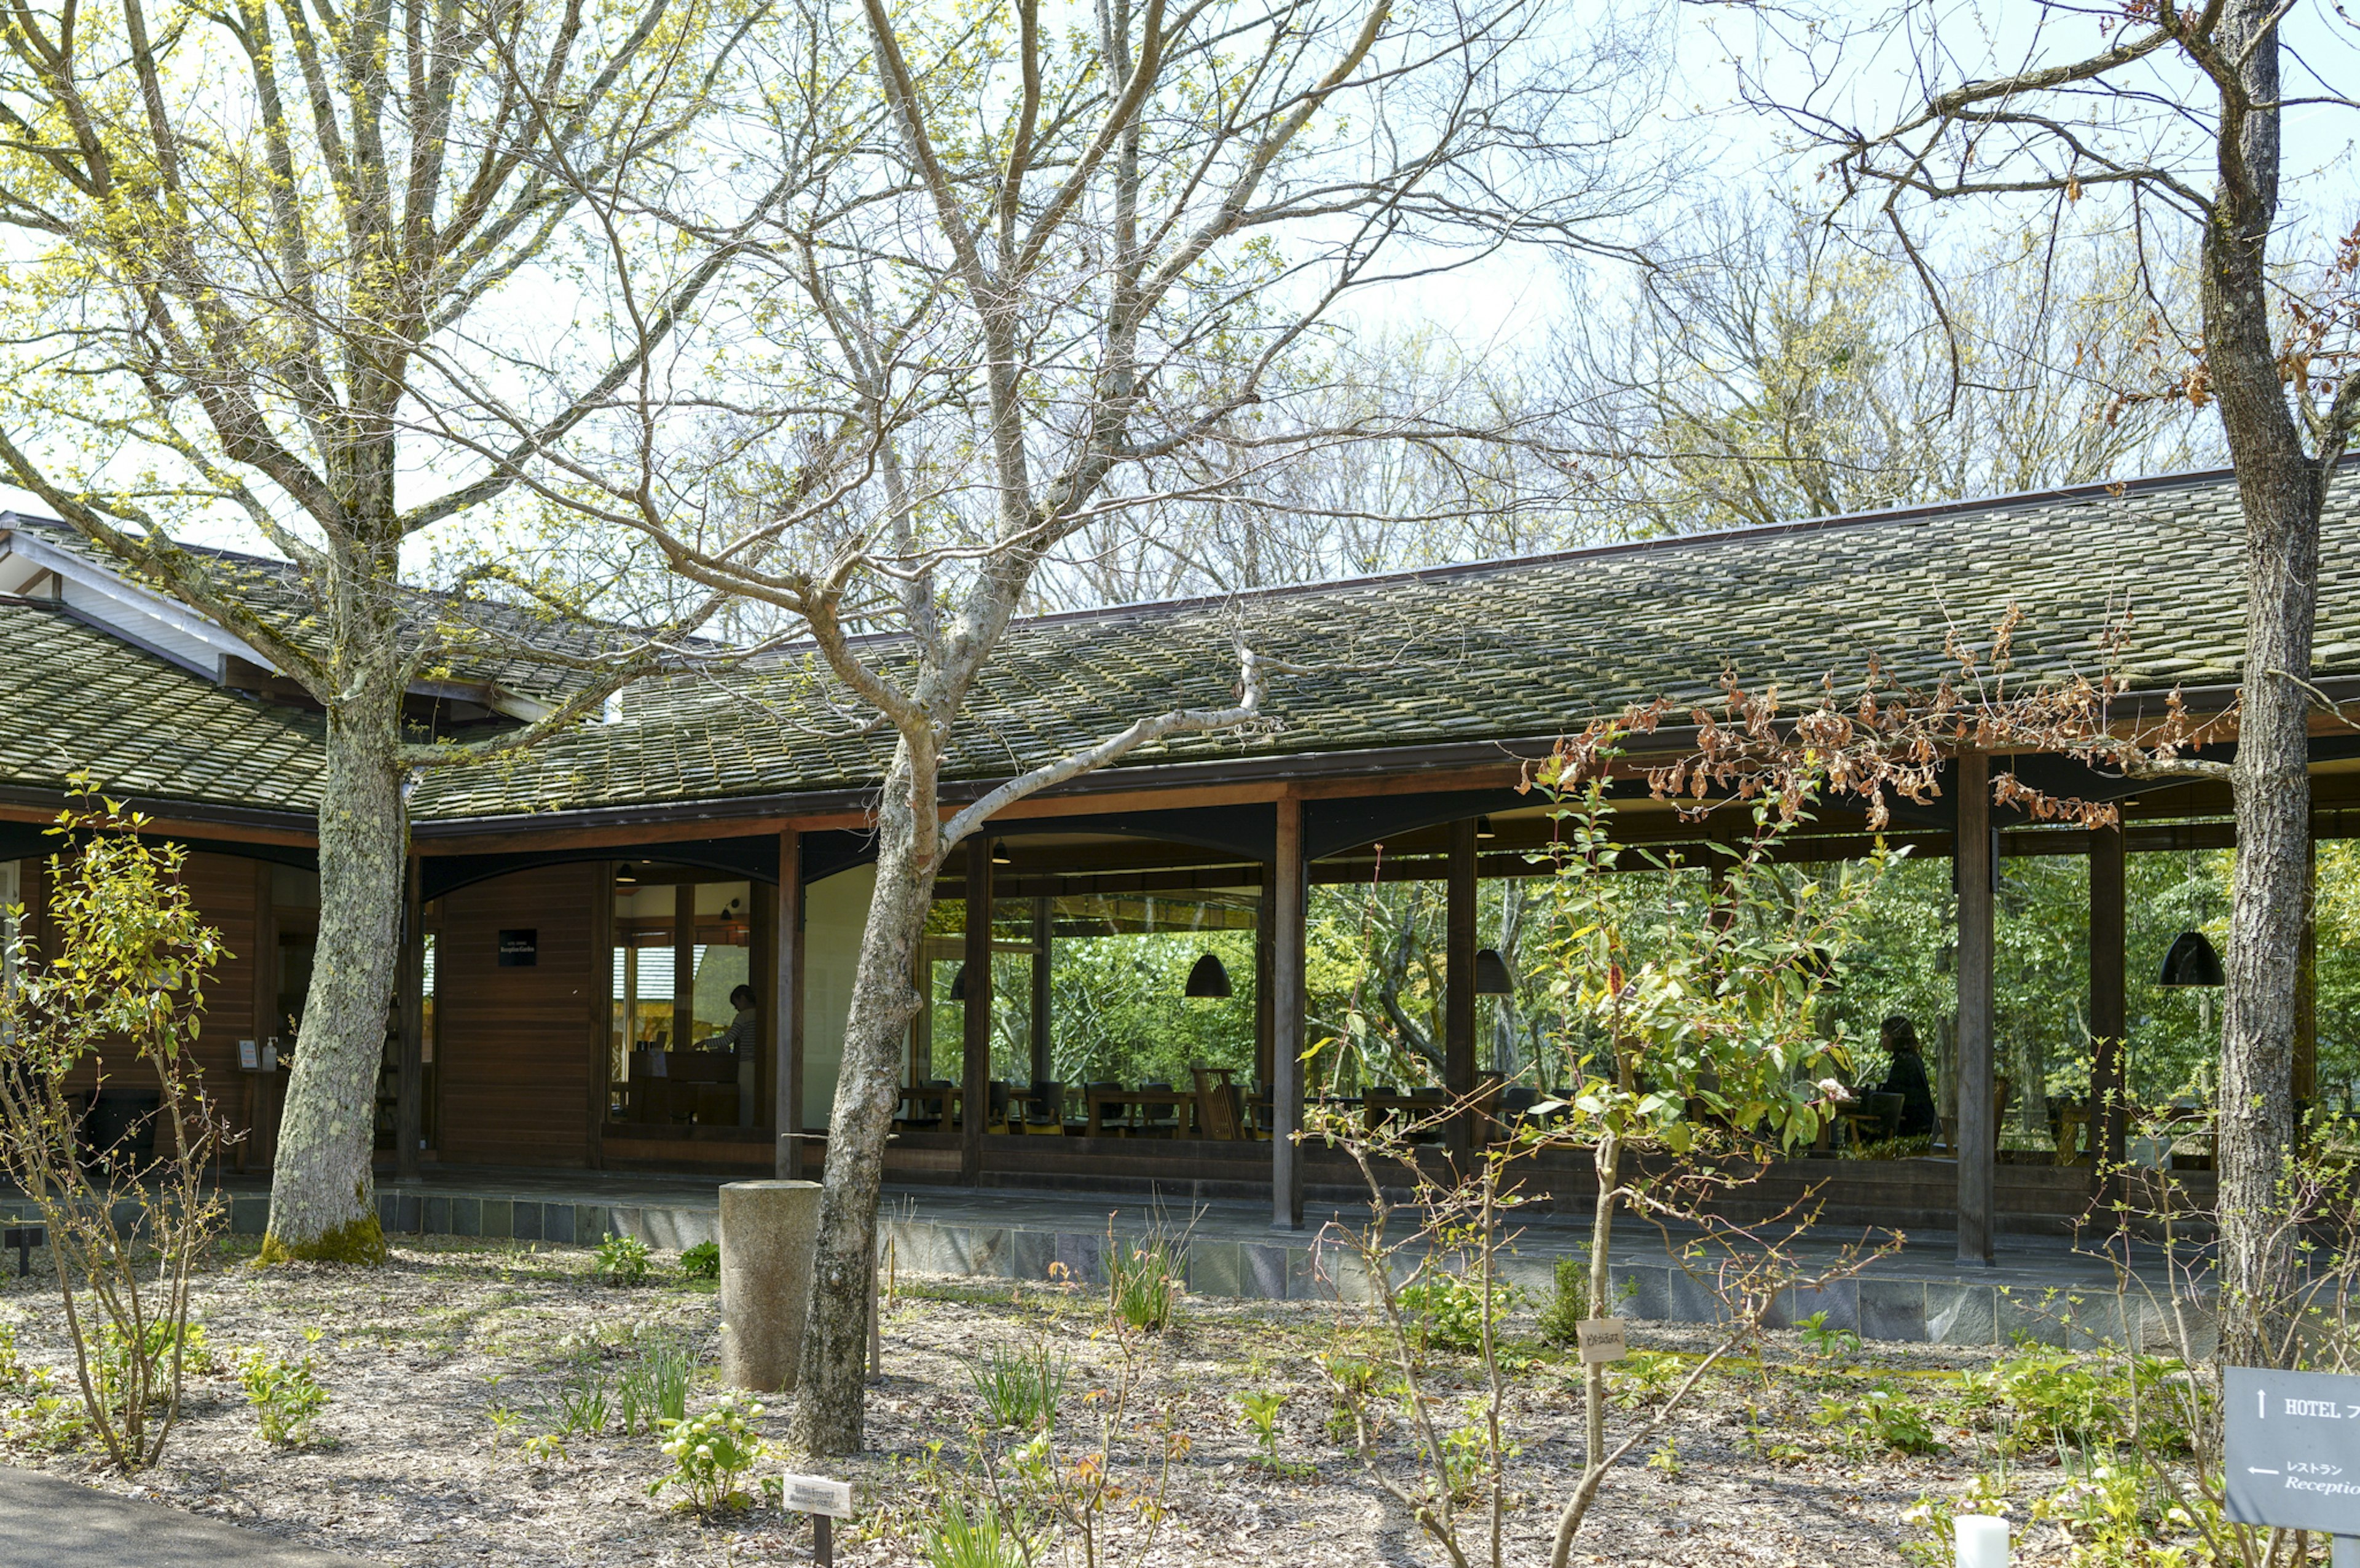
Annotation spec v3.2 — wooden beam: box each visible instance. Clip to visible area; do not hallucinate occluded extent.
[588,866,613,1170]
[1272,796,1306,1230]
[1956,751,1997,1267]
[1254,883,1275,1099]
[776,828,803,1179]
[2088,825,2126,1205]
[962,836,993,1185]
[396,854,424,1182]
[671,879,695,1049]
[2296,833,2317,1108]
[1445,817,1477,1161]
[1031,896,1052,1089]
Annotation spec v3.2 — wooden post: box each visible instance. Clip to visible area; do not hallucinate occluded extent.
[396,855,425,1182]
[2088,823,2126,1204]
[1031,895,1053,1089]
[776,828,803,1180]
[1445,817,1478,1161]
[2296,830,2318,1111]
[962,836,993,1185]
[1956,750,1997,1267]
[1272,796,1307,1230]
[1254,880,1275,1096]
[672,879,696,1045]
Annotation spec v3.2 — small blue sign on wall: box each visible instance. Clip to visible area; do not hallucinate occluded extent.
[2227,1366,2360,1535]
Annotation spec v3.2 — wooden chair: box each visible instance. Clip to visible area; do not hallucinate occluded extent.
[1021,1082,1068,1134]
[1938,1077,2015,1154]
[1191,1067,1245,1141]
[1082,1081,1125,1136]
[1136,1081,1180,1138]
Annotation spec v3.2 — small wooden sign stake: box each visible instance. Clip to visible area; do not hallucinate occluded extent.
[1575,1318,1629,1365]
[780,1473,853,1566]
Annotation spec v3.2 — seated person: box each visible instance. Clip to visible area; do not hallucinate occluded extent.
[1874,1014,1938,1139]
[694,984,760,1127]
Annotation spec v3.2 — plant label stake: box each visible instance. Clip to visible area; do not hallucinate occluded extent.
[780,1473,852,1566]
[1576,1318,1628,1365]
[2225,1365,2360,1561]
[2,1225,43,1277]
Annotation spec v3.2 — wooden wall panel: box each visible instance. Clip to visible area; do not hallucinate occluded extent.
[181,852,265,1149]
[436,863,603,1168]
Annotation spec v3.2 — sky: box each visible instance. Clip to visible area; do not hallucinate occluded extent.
[2,0,2353,561]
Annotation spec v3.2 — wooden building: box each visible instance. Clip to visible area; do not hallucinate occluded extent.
[5,465,2359,1260]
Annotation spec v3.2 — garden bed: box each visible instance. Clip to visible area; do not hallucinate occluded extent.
[0,1235,2197,1565]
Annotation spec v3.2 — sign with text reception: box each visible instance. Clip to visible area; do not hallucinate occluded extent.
[2226,1366,2360,1534]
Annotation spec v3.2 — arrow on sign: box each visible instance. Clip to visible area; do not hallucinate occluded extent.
[2251,1468,2283,1476]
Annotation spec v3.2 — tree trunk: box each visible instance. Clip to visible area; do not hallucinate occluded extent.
[2205,0,2316,1370]
[793,751,936,1452]
[259,681,407,1263]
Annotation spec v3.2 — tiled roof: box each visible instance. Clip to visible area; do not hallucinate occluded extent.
[0,598,326,814]
[4,515,636,709]
[407,466,2360,820]
[4,466,2354,826]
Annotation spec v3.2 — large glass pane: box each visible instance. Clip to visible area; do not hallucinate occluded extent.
[1044,891,1256,1091]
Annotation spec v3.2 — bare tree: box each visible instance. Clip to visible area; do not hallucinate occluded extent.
[599,0,1675,1449]
[0,0,757,1258]
[1735,0,2360,1365]
[1549,190,2220,533]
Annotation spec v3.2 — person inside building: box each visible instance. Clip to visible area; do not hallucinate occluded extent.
[1874,1013,1938,1139]
[696,984,760,1127]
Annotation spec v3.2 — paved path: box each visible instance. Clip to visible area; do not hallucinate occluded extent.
[0,1467,379,1567]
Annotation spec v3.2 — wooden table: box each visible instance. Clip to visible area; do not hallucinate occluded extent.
[1086,1087,1197,1137]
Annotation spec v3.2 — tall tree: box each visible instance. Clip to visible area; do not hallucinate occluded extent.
[610,0,1672,1448]
[0,0,757,1257]
[1549,192,2219,533]
[1745,0,2360,1362]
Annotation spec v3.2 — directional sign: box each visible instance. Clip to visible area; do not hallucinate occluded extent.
[2226,1367,2360,1535]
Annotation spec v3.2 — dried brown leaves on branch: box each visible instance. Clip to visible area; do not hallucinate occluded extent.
[1532,607,2230,829]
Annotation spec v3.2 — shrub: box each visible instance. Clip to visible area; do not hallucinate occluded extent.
[553,1371,610,1437]
[649,1396,766,1513]
[1399,1271,1520,1354]
[678,1241,720,1280]
[1537,1256,1586,1347]
[238,1350,328,1445]
[593,1233,653,1285]
[1814,1384,1943,1456]
[971,1342,1064,1431]
[618,1335,694,1435]
[1107,1234,1180,1333]
[1795,1310,1861,1360]
[925,1495,1032,1568]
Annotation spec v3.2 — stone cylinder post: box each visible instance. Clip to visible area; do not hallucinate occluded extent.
[719,1179,822,1392]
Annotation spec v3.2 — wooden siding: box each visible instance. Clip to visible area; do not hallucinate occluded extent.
[436,863,604,1167]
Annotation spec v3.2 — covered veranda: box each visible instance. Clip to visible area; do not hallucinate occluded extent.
[395,721,2360,1264]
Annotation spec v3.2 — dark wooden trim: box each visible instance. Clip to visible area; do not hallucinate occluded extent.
[1030,895,1052,1088]
[396,854,424,1182]
[2297,833,2318,1107]
[776,828,803,1179]
[589,864,615,1170]
[1271,795,1305,1230]
[962,837,993,1185]
[1445,817,1477,1161]
[1955,750,1996,1266]
[2088,825,2126,1204]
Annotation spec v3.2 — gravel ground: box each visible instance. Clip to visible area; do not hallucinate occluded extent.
[0,1236,2115,1566]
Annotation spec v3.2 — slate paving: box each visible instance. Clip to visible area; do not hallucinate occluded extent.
[0,1467,379,1567]
[332,1164,2208,1351]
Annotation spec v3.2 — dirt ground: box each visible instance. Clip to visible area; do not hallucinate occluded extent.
[0,1236,2107,1567]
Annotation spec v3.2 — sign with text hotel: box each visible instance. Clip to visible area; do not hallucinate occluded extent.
[2226,1366,2360,1535]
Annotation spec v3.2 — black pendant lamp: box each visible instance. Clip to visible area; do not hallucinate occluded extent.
[1473,948,1513,995]
[1184,952,1233,998]
[1476,815,1497,840]
[948,965,967,1002]
[991,840,1013,865]
[2158,930,2225,987]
